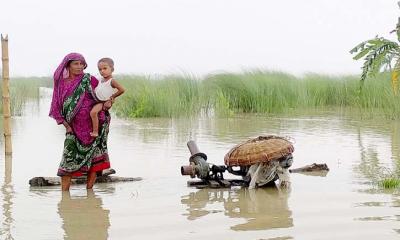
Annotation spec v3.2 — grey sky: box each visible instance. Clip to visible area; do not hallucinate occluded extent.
[1,0,398,77]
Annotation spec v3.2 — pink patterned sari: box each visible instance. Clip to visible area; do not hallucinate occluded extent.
[49,53,111,176]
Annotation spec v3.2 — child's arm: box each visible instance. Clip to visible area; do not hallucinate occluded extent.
[110,79,125,102]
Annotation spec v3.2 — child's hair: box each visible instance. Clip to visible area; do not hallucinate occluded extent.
[98,57,114,70]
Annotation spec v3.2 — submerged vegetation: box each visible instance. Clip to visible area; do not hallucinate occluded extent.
[372,167,400,189]
[1,71,400,119]
[113,71,400,118]
[0,77,51,115]
[113,74,202,118]
[379,178,400,189]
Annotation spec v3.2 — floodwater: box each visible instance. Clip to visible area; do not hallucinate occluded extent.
[0,88,399,240]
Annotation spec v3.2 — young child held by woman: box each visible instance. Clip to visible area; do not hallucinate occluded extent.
[90,58,125,137]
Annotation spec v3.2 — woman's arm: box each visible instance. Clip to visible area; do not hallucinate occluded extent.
[90,75,99,89]
[50,113,65,125]
[62,120,73,133]
[110,79,125,102]
[49,85,66,125]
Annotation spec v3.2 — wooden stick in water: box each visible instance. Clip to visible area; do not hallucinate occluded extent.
[1,34,12,155]
[29,169,143,187]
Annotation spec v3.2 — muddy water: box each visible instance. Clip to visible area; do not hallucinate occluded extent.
[0,88,399,239]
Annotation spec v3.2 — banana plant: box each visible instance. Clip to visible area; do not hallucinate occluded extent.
[350,15,400,94]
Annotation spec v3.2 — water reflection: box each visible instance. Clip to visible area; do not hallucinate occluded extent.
[58,190,110,240]
[1,155,14,240]
[6,90,400,239]
[181,187,293,231]
[389,122,400,175]
[353,124,400,235]
[354,121,400,181]
[354,126,382,182]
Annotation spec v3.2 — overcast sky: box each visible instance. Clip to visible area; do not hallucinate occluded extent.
[0,0,398,77]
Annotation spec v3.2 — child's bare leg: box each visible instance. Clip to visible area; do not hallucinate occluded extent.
[90,103,103,137]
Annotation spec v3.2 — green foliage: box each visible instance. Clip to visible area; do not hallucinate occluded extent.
[114,74,202,118]
[4,72,400,119]
[379,178,400,189]
[374,167,400,189]
[112,71,400,118]
[0,77,51,115]
[350,37,400,84]
[351,9,400,93]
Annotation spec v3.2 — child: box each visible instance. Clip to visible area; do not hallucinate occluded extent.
[90,58,125,137]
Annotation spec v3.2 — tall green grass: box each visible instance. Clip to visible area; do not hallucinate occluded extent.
[2,71,399,119]
[115,74,202,118]
[0,77,51,115]
[113,71,400,118]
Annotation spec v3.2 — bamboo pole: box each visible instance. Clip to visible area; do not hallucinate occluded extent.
[4,154,12,184]
[1,34,12,155]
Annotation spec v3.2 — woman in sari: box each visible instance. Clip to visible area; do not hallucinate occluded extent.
[49,53,112,191]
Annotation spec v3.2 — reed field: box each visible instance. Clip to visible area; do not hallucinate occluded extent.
[0,77,51,115]
[113,71,400,118]
[113,74,202,118]
[2,71,400,118]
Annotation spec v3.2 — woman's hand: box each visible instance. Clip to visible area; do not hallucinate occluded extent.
[103,100,113,110]
[66,125,73,133]
[63,121,73,133]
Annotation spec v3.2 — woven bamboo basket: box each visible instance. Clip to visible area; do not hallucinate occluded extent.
[224,135,294,167]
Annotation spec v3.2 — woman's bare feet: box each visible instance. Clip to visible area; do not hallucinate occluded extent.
[90,132,99,137]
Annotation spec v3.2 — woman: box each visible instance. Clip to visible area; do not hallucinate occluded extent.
[49,53,112,191]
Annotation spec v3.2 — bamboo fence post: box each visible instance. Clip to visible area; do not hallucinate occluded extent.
[5,154,12,184]
[1,34,12,155]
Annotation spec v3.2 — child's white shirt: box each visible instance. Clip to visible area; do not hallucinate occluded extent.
[95,78,117,101]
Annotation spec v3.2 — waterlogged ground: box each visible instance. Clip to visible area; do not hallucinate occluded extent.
[0,88,399,239]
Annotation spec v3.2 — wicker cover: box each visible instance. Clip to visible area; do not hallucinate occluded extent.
[224,135,294,167]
